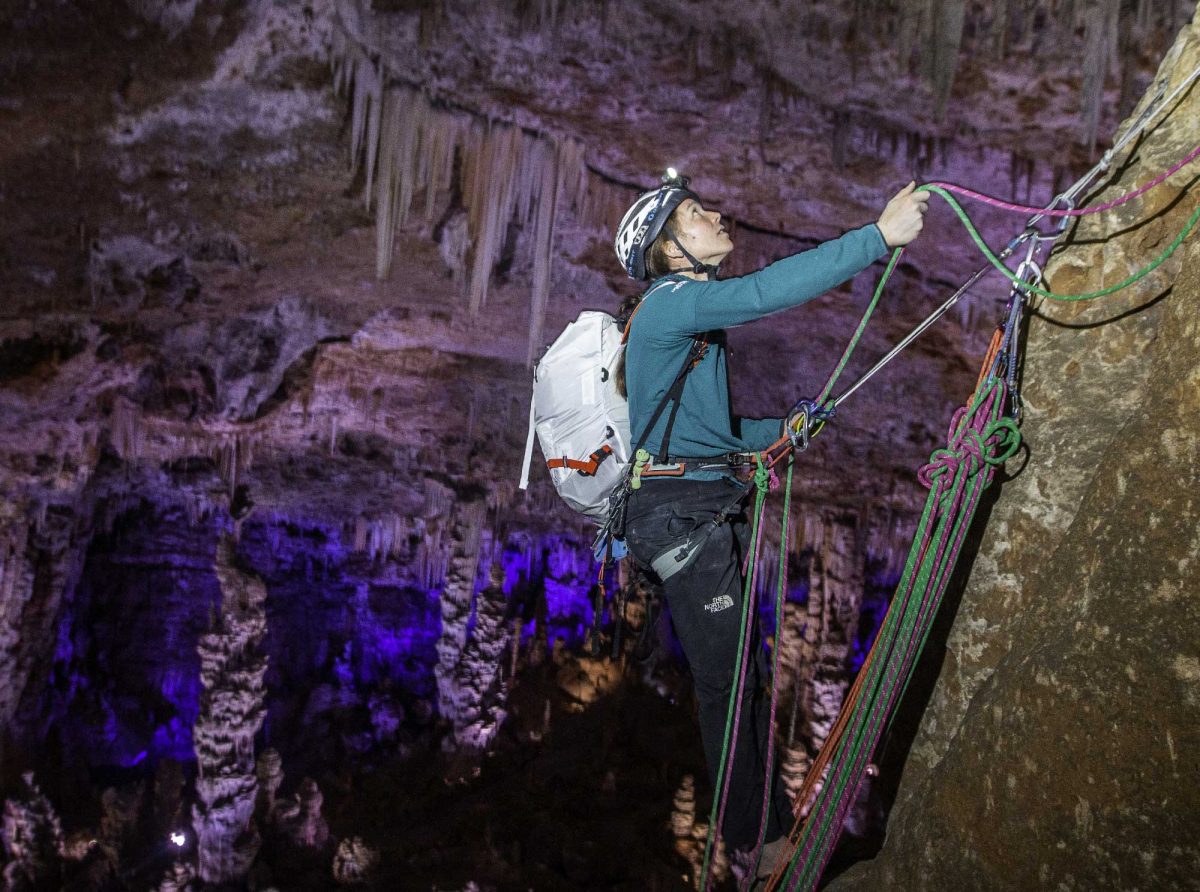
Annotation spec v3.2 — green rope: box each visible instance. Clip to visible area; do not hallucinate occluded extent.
[919,184,1200,301]
[784,381,1014,887]
[699,455,772,890]
[816,248,904,405]
[711,158,1194,891]
[751,454,795,877]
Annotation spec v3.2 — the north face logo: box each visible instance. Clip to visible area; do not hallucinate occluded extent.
[704,594,734,613]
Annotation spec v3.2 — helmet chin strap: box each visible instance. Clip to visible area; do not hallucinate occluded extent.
[665,226,720,279]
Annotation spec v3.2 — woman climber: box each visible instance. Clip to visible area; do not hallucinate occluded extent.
[614,171,928,881]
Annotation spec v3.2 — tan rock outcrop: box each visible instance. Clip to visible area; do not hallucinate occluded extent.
[833,12,1200,890]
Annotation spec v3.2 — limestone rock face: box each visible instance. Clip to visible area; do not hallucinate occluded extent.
[833,13,1200,890]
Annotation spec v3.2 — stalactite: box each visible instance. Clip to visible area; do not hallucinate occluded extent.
[897,0,928,75]
[332,11,587,363]
[988,0,1012,57]
[929,0,966,119]
[433,498,486,729]
[1081,0,1121,151]
[352,513,410,561]
[111,398,144,460]
[525,138,586,366]
[191,535,269,885]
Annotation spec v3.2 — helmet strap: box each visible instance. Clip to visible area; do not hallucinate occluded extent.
[665,226,720,280]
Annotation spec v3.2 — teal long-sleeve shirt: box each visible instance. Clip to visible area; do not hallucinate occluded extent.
[625,223,889,469]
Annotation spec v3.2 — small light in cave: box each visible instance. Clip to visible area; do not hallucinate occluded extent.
[169,831,186,848]
[666,166,678,180]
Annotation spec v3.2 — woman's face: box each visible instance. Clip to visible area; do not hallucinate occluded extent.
[670,198,733,267]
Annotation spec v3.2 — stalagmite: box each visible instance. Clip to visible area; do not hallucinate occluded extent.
[100,785,144,856]
[127,0,198,41]
[671,775,696,839]
[801,515,865,750]
[275,778,330,850]
[0,512,87,747]
[670,771,732,890]
[778,740,813,803]
[332,836,380,885]
[434,497,486,729]
[255,748,284,821]
[156,861,195,892]
[191,535,269,885]
[451,563,511,749]
[1,772,65,890]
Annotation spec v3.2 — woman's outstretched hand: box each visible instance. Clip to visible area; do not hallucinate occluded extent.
[876,181,930,248]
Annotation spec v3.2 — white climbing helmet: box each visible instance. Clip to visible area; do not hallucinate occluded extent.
[614,169,698,281]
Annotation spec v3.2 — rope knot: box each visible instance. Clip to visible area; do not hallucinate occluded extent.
[981,417,1022,467]
[753,454,770,494]
[919,430,989,493]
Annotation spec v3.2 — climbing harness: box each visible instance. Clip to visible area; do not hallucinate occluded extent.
[689,63,1200,892]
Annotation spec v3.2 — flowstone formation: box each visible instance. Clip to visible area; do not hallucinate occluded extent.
[833,11,1200,891]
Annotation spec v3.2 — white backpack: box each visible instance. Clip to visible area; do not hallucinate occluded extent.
[519,311,631,521]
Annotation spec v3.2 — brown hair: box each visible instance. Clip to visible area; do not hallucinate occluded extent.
[614,292,640,398]
[643,210,684,281]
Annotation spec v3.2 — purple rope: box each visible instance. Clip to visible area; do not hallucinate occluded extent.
[927,142,1200,217]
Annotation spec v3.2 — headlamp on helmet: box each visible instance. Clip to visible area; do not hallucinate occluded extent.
[614,169,699,281]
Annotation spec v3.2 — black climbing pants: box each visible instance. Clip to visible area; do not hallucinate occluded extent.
[624,477,793,851]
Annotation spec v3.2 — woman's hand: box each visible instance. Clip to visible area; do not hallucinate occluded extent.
[876,181,930,248]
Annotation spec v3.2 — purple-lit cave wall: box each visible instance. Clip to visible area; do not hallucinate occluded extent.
[23,497,611,781]
[237,518,443,772]
[37,502,221,769]
[852,560,900,673]
[494,531,606,652]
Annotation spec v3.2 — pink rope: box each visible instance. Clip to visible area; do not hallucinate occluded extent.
[927,142,1200,217]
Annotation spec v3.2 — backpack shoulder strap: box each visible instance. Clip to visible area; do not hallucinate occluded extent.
[625,277,707,463]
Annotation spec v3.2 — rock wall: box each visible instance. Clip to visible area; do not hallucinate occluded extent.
[834,12,1200,890]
